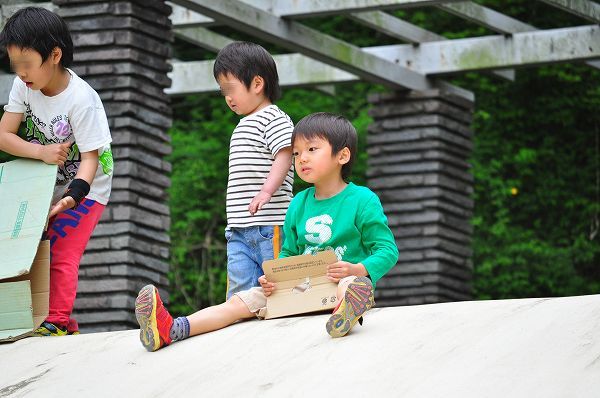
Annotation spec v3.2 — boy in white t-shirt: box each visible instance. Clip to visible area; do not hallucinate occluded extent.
[0,7,113,336]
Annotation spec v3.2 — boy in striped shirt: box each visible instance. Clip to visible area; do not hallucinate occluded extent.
[214,42,294,298]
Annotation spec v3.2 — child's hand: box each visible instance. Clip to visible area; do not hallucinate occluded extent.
[327,261,367,282]
[48,196,76,218]
[258,275,276,296]
[39,142,72,166]
[249,191,272,215]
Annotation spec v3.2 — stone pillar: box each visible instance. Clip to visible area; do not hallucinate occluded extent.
[54,0,173,332]
[367,90,474,306]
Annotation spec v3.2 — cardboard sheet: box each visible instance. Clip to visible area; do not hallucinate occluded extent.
[0,159,56,342]
[262,250,339,319]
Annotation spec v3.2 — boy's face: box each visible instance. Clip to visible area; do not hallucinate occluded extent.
[216,72,267,116]
[292,135,349,185]
[7,46,60,91]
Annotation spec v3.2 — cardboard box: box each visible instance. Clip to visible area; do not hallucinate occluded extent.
[0,159,57,342]
[261,250,339,319]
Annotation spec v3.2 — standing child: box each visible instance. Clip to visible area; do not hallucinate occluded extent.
[134,112,399,351]
[213,42,294,298]
[0,7,113,336]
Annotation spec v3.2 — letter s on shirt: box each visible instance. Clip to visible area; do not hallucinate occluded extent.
[304,214,333,244]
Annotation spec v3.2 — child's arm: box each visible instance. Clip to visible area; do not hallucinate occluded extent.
[249,147,292,215]
[0,112,71,165]
[326,261,369,282]
[49,149,98,217]
[327,194,399,284]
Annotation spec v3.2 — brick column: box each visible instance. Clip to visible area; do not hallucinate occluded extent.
[54,0,173,332]
[367,90,474,306]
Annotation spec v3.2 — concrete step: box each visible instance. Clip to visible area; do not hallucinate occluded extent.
[1,294,599,397]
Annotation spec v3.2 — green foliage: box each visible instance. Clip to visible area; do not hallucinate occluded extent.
[166,95,235,314]
[463,64,600,299]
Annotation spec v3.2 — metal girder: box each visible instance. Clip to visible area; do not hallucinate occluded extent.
[250,0,466,18]
[166,55,358,96]
[437,1,535,33]
[365,25,600,75]
[170,0,434,92]
[538,0,600,23]
[172,27,356,96]
[171,26,480,98]
[350,10,445,43]
[349,11,514,80]
[174,26,233,53]
[168,1,215,27]
[437,1,600,70]
[176,24,600,79]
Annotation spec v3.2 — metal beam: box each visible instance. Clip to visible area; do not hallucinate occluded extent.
[170,24,600,94]
[538,0,600,23]
[349,10,445,43]
[365,25,600,75]
[437,1,535,33]
[170,0,434,91]
[166,55,358,96]
[437,1,600,70]
[349,11,514,80]
[174,26,233,53]
[168,2,215,27]
[253,0,466,18]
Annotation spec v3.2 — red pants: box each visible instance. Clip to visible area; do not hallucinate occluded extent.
[45,199,105,332]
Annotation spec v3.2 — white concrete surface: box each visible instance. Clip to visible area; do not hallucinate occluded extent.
[1,294,599,397]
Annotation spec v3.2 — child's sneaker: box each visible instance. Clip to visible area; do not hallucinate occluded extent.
[326,276,375,338]
[135,284,173,351]
[34,321,68,336]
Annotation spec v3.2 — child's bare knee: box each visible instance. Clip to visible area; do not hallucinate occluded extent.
[228,294,249,312]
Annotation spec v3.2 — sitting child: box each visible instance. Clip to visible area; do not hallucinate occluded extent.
[135,112,399,351]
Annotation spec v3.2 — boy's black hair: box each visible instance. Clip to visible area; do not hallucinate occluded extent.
[213,41,280,102]
[0,7,73,68]
[292,112,358,181]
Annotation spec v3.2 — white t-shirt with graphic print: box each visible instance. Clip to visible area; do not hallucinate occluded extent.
[4,68,113,205]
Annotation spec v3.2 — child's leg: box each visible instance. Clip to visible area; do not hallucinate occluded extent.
[326,276,375,338]
[226,226,283,299]
[187,295,254,335]
[226,228,260,299]
[40,199,104,335]
[135,285,259,352]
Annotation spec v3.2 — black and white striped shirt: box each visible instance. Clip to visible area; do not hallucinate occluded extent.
[227,105,294,228]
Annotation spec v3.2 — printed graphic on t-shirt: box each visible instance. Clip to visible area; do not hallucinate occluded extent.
[303,214,348,260]
[98,147,113,175]
[24,102,79,185]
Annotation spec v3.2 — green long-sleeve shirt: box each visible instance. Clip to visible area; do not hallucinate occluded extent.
[279,183,399,286]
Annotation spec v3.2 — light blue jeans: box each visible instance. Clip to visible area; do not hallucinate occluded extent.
[225,225,283,299]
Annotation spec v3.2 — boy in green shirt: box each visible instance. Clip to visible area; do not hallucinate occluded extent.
[135,113,399,351]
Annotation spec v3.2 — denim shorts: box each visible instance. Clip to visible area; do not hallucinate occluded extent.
[225,225,283,299]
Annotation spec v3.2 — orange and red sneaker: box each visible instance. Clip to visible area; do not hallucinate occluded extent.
[326,276,375,338]
[135,284,173,351]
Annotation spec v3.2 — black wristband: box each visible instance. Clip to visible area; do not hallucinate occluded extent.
[62,178,90,209]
